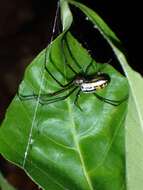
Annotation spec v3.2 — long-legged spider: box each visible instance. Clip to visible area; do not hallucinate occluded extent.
[18,34,128,109]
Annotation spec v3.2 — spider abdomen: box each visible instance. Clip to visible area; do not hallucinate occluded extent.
[80,74,110,93]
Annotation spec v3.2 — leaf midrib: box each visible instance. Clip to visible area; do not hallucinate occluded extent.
[67,98,94,190]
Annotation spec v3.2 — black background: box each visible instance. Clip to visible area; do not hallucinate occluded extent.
[0,0,142,189]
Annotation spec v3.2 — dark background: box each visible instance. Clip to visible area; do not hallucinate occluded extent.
[0,0,142,189]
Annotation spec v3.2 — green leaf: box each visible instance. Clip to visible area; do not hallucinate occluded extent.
[125,70,143,190]
[69,1,143,189]
[0,31,129,190]
[0,1,130,189]
[60,0,73,31]
[0,172,16,190]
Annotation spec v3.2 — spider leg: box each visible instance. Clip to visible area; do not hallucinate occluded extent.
[44,60,66,88]
[49,53,68,80]
[18,83,75,101]
[74,89,82,111]
[45,51,77,88]
[61,37,78,75]
[39,87,78,105]
[64,60,78,75]
[94,93,128,106]
[85,59,94,74]
[64,35,83,72]
[18,92,38,101]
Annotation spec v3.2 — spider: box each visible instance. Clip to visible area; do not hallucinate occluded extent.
[18,35,127,110]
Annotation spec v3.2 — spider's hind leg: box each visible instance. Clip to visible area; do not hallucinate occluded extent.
[94,93,128,106]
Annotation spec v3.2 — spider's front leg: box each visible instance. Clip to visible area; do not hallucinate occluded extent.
[18,82,75,104]
[37,87,78,105]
